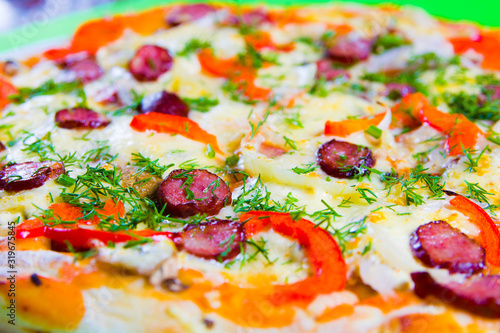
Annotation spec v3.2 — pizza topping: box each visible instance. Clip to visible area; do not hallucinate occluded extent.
[165,4,216,26]
[324,113,385,137]
[197,49,272,102]
[139,90,189,117]
[129,45,173,82]
[55,107,111,129]
[316,59,350,81]
[179,220,244,260]
[384,83,415,100]
[419,104,483,156]
[241,211,347,304]
[411,271,500,318]
[130,112,223,154]
[157,169,232,218]
[162,278,189,292]
[317,139,375,178]
[410,220,485,274]
[325,34,374,64]
[449,31,500,71]
[30,273,42,286]
[60,55,103,83]
[0,161,65,192]
[0,76,17,110]
[235,8,272,26]
[0,141,6,153]
[390,92,428,129]
[447,193,500,266]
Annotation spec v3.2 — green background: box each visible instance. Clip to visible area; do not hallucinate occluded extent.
[0,0,499,54]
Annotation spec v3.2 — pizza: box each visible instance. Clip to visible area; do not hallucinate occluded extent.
[1,2,500,332]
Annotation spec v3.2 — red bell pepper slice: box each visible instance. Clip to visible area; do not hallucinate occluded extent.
[0,77,18,110]
[17,224,175,249]
[419,106,483,156]
[325,112,386,137]
[44,8,168,60]
[130,112,223,154]
[449,30,500,71]
[15,199,174,249]
[244,31,294,51]
[197,49,272,102]
[449,194,500,266]
[240,211,347,304]
[391,92,429,129]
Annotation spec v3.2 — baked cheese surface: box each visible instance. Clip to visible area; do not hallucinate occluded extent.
[1,3,500,333]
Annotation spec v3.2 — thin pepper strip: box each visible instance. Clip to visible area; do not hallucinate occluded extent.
[16,201,175,249]
[197,48,272,101]
[44,8,168,60]
[244,31,294,51]
[130,112,223,154]
[391,92,429,129]
[324,113,385,137]
[324,92,432,137]
[419,105,483,156]
[448,194,500,266]
[449,30,500,71]
[240,211,347,304]
[17,225,176,250]
[0,77,18,110]
[389,93,483,155]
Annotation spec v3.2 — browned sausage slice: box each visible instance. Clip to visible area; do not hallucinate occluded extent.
[158,169,232,218]
[166,4,217,26]
[179,220,245,260]
[316,59,350,81]
[55,107,111,129]
[129,45,173,82]
[226,8,272,26]
[326,35,374,64]
[410,221,485,275]
[317,139,375,178]
[412,272,500,318]
[0,161,65,192]
[139,91,189,117]
[65,58,103,83]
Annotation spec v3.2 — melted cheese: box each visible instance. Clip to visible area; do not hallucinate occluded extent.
[1,3,500,333]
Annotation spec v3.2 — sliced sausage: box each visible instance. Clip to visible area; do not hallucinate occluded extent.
[166,4,216,26]
[55,107,111,129]
[0,161,64,192]
[94,87,121,105]
[384,83,415,100]
[326,35,374,64]
[139,90,189,117]
[179,220,244,260]
[129,45,173,82]
[317,139,375,178]
[241,8,271,25]
[64,57,103,83]
[411,271,500,318]
[410,221,485,275]
[316,59,350,81]
[158,169,232,218]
